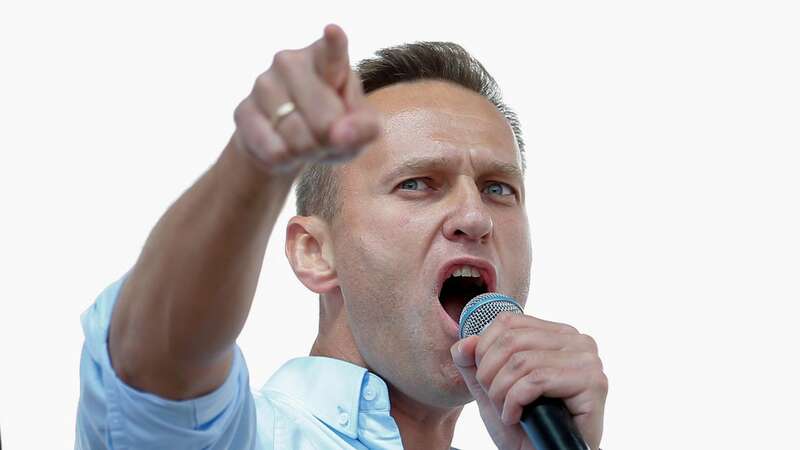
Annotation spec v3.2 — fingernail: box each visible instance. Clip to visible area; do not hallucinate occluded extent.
[450,342,462,359]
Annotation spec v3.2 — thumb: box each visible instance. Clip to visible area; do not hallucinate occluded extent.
[450,336,486,400]
[328,107,382,154]
[452,338,530,450]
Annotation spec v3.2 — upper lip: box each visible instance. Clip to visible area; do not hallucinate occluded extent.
[435,257,497,298]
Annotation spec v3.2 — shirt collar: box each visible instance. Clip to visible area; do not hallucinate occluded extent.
[260,356,393,439]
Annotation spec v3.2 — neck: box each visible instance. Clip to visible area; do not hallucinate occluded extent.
[311,291,463,448]
[309,292,367,366]
[389,384,463,450]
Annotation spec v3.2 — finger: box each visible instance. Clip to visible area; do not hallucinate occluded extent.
[501,367,607,448]
[232,98,291,170]
[485,350,602,414]
[500,367,575,425]
[251,70,294,125]
[450,337,507,425]
[311,24,350,91]
[327,106,383,155]
[475,328,600,386]
[273,111,323,162]
[277,61,346,145]
[476,313,579,365]
[249,69,323,161]
[342,69,366,110]
[451,335,479,368]
[500,366,605,425]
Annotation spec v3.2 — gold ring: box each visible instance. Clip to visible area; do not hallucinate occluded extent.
[271,101,296,127]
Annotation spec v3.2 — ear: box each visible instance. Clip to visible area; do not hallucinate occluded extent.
[285,215,338,294]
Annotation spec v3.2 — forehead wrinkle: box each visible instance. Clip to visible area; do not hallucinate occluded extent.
[479,159,524,184]
[385,109,505,145]
[380,153,523,186]
[380,155,451,183]
[359,83,522,188]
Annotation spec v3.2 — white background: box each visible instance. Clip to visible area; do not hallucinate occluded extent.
[1,1,799,448]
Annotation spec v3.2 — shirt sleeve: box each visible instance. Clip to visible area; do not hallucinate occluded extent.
[75,272,258,450]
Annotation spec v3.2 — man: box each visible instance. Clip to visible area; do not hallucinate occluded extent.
[76,24,607,449]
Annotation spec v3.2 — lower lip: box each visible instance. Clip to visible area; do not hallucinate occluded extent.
[438,304,460,339]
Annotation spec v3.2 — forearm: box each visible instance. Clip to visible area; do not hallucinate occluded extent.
[109,138,295,397]
[106,24,378,399]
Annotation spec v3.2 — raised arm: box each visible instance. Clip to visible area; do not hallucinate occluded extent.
[108,25,381,400]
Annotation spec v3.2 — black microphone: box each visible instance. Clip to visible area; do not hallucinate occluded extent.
[458,293,590,450]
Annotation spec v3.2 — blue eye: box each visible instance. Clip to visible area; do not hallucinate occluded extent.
[483,182,514,196]
[398,178,431,191]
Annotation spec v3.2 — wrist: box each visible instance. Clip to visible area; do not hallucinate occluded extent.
[215,136,297,211]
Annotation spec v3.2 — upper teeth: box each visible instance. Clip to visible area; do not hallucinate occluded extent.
[451,265,480,278]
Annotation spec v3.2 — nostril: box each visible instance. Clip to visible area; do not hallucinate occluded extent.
[449,226,490,242]
[444,211,493,242]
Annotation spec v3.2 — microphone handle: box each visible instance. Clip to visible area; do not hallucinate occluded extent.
[519,397,590,450]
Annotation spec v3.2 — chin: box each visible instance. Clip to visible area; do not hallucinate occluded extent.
[387,358,474,411]
[425,381,474,409]
[422,359,475,408]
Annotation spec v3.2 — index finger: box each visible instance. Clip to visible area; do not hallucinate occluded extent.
[486,312,580,335]
[311,24,350,91]
[475,313,580,365]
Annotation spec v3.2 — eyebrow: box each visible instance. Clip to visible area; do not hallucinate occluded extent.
[381,155,524,184]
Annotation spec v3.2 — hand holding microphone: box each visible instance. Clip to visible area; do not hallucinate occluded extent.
[451,294,607,450]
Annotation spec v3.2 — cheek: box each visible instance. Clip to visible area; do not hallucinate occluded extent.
[332,207,435,321]
[496,212,530,246]
[332,225,404,312]
[496,216,533,293]
[339,201,432,265]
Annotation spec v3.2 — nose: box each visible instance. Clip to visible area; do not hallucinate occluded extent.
[442,180,493,243]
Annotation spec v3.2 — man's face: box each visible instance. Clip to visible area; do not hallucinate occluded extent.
[330,80,532,408]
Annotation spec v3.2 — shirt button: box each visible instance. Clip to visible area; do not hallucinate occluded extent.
[338,412,350,426]
[363,387,376,401]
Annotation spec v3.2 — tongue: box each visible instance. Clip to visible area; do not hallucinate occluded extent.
[441,293,465,323]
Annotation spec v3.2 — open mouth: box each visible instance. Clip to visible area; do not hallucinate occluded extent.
[438,265,491,324]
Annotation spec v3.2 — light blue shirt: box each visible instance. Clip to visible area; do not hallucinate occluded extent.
[75,274,408,449]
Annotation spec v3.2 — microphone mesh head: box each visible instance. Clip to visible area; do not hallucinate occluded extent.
[458,292,523,339]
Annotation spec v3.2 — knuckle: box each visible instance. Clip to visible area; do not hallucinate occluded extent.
[488,389,505,411]
[254,72,279,98]
[589,353,604,370]
[524,368,550,389]
[233,98,257,127]
[272,49,303,73]
[495,312,515,326]
[474,368,491,390]
[497,330,517,349]
[497,330,514,348]
[579,334,599,352]
[579,351,602,369]
[233,100,247,126]
[474,345,487,364]
[593,370,609,393]
[558,323,579,334]
[272,50,292,70]
[509,352,528,372]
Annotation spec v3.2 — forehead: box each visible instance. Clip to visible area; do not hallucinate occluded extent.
[342,80,522,179]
